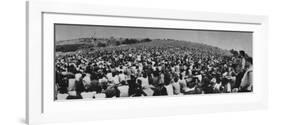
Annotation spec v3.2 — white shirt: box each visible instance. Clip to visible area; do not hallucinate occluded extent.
[106,73,113,82]
[137,55,141,61]
[68,78,76,91]
[214,82,222,91]
[241,58,246,70]
[112,75,120,84]
[75,73,82,81]
[82,74,91,86]
[81,92,95,99]
[57,93,68,100]
[138,77,149,88]
[179,79,187,89]
[165,84,174,95]
[226,83,231,92]
[99,77,108,84]
[172,81,181,95]
[119,73,126,82]
[240,66,253,91]
[118,85,129,97]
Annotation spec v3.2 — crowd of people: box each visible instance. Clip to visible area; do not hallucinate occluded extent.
[54,44,253,100]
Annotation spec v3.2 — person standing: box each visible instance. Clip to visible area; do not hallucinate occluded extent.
[239,57,253,92]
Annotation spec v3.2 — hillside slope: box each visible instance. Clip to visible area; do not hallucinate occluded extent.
[55,37,231,56]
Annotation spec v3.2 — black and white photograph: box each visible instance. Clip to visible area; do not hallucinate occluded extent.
[54,24,253,100]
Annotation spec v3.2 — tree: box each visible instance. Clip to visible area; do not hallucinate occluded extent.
[141,38,152,42]
[97,42,106,47]
[116,41,121,46]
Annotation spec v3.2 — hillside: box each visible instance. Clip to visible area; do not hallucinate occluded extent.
[55,37,231,56]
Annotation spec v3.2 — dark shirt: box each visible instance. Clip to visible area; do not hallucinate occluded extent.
[153,86,167,96]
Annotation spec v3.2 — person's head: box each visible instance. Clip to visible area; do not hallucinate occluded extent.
[174,77,179,83]
[153,71,159,77]
[246,57,253,66]
[239,50,245,57]
[121,80,126,85]
[143,73,147,78]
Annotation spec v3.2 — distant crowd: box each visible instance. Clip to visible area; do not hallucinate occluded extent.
[55,45,253,100]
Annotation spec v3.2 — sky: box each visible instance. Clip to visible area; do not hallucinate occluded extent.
[55,24,253,56]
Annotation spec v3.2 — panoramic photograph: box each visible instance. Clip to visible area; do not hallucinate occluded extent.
[54,24,253,100]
